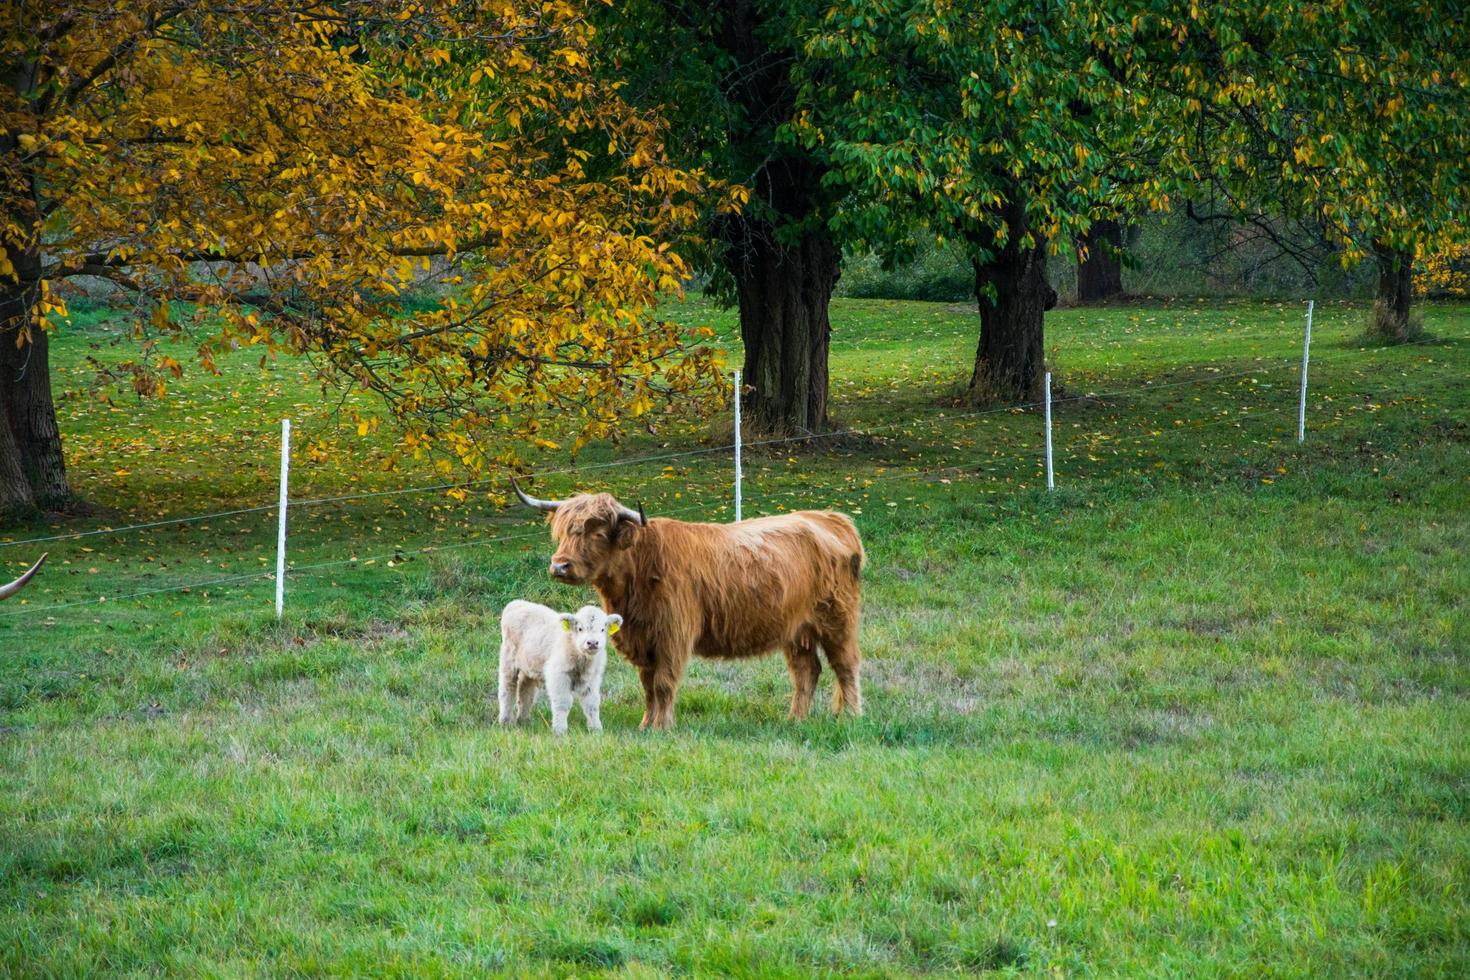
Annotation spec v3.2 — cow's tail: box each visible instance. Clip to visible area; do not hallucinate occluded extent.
[845,519,866,581]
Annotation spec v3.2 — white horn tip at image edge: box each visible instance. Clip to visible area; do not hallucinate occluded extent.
[0,553,47,601]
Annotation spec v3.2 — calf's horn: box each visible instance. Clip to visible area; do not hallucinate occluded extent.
[0,553,47,601]
[617,501,647,527]
[511,477,564,512]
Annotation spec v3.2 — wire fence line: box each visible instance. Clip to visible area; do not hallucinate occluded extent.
[176,434,1224,585]
[0,343,1446,578]
[0,501,723,621]
[0,330,1460,625]
[0,570,270,620]
[9,329,1456,550]
[4,328,1452,555]
[0,394,1363,624]
[0,410,1303,623]
[0,389,1420,626]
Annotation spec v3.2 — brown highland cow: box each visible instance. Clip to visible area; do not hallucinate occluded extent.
[514,482,865,730]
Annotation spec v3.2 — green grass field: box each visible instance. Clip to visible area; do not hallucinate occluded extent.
[2,295,1468,975]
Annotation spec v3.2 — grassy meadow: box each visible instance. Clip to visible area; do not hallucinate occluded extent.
[2,294,1468,975]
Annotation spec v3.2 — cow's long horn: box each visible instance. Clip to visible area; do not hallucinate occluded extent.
[618,502,647,527]
[511,477,563,512]
[0,553,46,601]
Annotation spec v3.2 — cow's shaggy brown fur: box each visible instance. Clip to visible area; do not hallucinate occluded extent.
[535,492,865,730]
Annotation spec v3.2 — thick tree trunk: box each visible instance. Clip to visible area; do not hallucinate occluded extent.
[967,202,1058,403]
[0,259,72,511]
[1,328,70,507]
[0,278,39,515]
[1372,242,1415,339]
[1,65,70,514]
[1076,218,1124,303]
[0,393,34,516]
[729,225,838,433]
[709,2,838,434]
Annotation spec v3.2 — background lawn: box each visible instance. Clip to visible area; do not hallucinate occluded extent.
[2,296,1467,975]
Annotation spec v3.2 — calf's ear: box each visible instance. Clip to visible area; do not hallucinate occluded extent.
[606,614,623,635]
[559,614,574,631]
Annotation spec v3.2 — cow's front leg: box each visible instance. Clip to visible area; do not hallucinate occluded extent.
[635,663,658,731]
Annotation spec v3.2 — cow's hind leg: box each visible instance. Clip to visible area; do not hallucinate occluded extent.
[820,623,863,716]
[783,639,822,720]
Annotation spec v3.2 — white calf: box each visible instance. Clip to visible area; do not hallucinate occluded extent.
[497,600,621,734]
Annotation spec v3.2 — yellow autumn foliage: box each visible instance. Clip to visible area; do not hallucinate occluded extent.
[2,1,723,474]
[1421,244,1470,297]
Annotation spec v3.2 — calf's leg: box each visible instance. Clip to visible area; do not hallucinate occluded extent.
[497,660,519,726]
[515,675,539,724]
[545,670,574,736]
[577,683,603,733]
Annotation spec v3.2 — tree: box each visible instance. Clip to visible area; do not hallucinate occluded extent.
[794,2,1144,401]
[1110,1,1470,340]
[796,0,1470,399]
[599,0,840,434]
[1,1,718,515]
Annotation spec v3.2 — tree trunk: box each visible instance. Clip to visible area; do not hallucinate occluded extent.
[0,260,72,510]
[0,277,39,515]
[729,225,838,433]
[967,202,1058,403]
[1076,219,1124,303]
[708,1,838,434]
[1,63,71,514]
[1372,242,1416,340]
[0,391,35,516]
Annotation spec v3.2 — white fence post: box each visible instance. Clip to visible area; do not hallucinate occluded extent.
[1298,300,1314,443]
[733,369,743,522]
[275,418,290,619]
[1044,371,1055,490]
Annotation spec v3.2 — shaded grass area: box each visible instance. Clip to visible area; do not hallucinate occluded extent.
[1,298,1468,974]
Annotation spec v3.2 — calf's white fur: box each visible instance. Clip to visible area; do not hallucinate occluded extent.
[498,600,620,734]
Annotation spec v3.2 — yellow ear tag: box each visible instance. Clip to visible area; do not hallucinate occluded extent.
[560,619,572,632]
[608,622,620,636]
